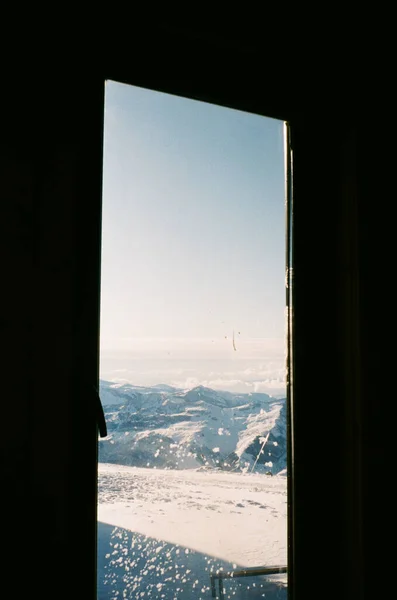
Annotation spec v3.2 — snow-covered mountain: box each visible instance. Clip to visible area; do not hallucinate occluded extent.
[98,380,287,475]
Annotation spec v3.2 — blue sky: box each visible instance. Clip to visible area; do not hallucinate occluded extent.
[100,81,286,394]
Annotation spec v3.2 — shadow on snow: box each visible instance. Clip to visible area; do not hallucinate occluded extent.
[98,522,287,599]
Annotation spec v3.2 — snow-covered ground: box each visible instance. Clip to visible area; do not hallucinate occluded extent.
[98,463,288,599]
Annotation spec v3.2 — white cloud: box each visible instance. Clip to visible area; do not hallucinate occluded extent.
[170,375,286,396]
[100,348,287,395]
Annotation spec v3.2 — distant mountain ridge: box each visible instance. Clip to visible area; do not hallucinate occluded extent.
[98,380,287,475]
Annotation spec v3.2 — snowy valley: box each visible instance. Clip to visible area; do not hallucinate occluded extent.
[98,380,287,476]
[97,381,288,598]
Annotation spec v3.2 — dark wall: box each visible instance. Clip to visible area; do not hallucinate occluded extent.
[1,71,104,597]
[0,29,389,600]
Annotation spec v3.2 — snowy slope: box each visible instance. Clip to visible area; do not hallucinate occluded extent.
[99,381,287,475]
[98,464,288,599]
[97,464,287,600]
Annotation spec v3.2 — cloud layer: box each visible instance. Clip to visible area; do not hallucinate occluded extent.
[100,345,286,397]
